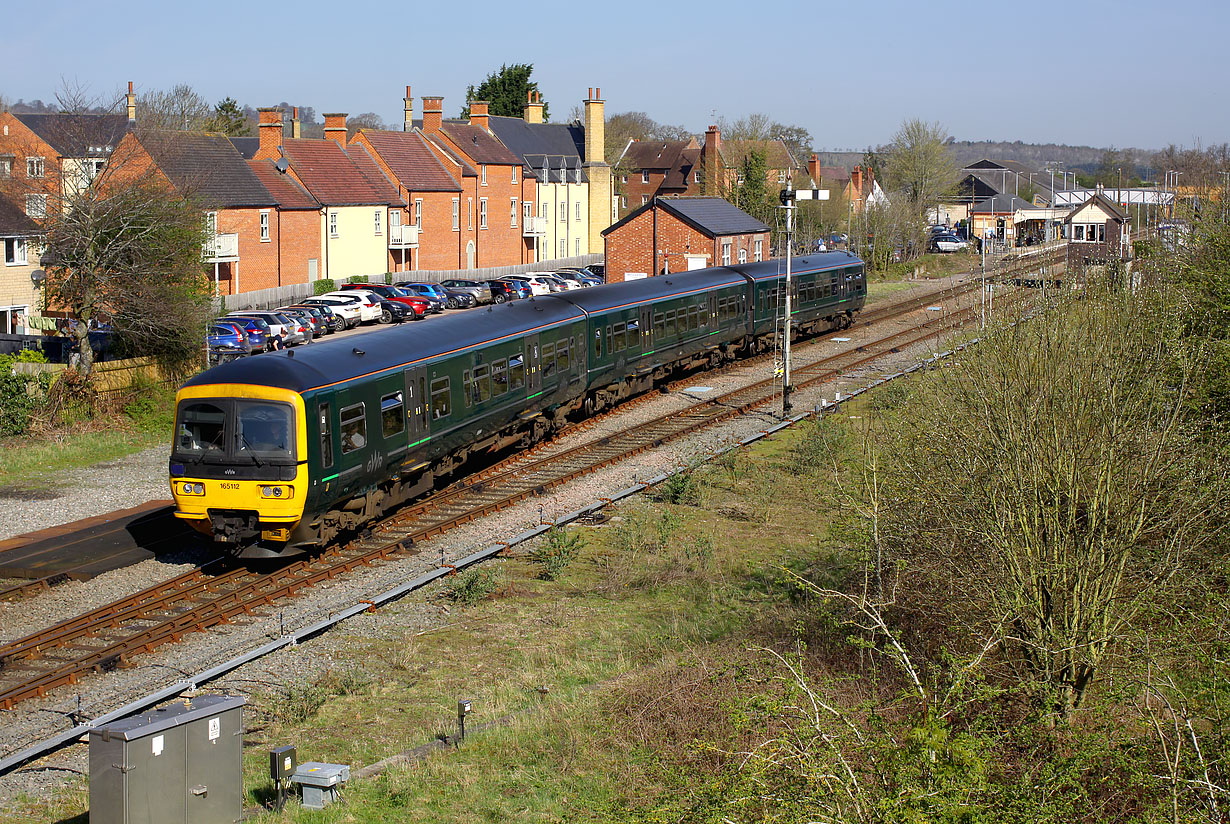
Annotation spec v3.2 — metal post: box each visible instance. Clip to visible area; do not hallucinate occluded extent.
[782,186,794,416]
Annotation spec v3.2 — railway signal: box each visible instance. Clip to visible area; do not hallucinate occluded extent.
[778,184,829,415]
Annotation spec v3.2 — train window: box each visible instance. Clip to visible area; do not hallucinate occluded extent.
[430,377,451,419]
[594,329,602,359]
[176,401,226,456]
[612,322,625,352]
[381,392,404,438]
[237,401,294,459]
[476,364,492,402]
[557,340,570,371]
[542,342,556,377]
[492,359,508,395]
[319,402,333,469]
[509,354,525,389]
[340,403,367,454]
[653,312,664,337]
[627,319,639,346]
[689,305,700,331]
[665,310,676,337]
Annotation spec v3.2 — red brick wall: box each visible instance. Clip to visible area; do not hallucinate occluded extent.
[604,206,771,282]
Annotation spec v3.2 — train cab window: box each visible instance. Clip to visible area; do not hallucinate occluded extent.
[509,354,525,390]
[176,401,226,456]
[542,342,556,377]
[340,403,367,454]
[236,401,294,459]
[492,359,508,395]
[556,340,570,371]
[381,392,404,438]
[430,377,451,419]
[319,402,333,469]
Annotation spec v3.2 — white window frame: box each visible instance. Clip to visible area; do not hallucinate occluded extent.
[374,209,382,236]
[390,209,401,228]
[641,170,649,184]
[620,195,627,209]
[721,241,731,266]
[481,164,487,186]
[511,165,518,184]
[510,197,518,227]
[575,238,581,256]
[754,239,763,261]
[524,201,533,225]
[4,237,28,266]
[575,202,581,221]
[26,194,47,218]
[0,158,11,178]
[694,170,700,184]
[260,210,270,242]
[738,248,747,263]
[414,198,423,229]
[559,238,566,257]
[621,174,627,183]
[451,198,460,231]
[329,211,339,238]
[641,195,649,206]
[467,197,473,230]
[26,157,44,178]
[559,201,566,223]
[479,198,488,229]
[777,171,786,184]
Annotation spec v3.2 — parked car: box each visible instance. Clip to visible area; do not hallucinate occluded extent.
[487,278,530,303]
[336,283,430,318]
[283,303,340,334]
[215,317,270,351]
[519,274,560,295]
[555,267,603,287]
[542,271,586,290]
[206,322,253,362]
[278,306,326,339]
[828,233,849,246]
[585,263,606,279]
[392,282,448,313]
[226,311,307,346]
[318,291,384,324]
[930,234,969,253]
[439,285,477,309]
[441,278,495,304]
[301,295,364,328]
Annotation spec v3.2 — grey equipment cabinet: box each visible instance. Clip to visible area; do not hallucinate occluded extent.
[89,695,246,824]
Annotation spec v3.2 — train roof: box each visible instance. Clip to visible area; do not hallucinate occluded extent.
[729,251,863,282]
[551,266,745,314]
[183,298,586,395]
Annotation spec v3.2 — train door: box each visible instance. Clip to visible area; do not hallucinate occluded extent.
[640,307,652,353]
[708,294,717,330]
[403,366,429,443]
[526,334,541,394]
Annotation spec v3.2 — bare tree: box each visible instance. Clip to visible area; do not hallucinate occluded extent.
[346,112,386,138]
[137,84,212,131]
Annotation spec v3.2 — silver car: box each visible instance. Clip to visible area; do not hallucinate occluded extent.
[227,311,308,346]
[441,279,494,305]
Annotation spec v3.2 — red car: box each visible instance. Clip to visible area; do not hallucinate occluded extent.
[339,283,430,318]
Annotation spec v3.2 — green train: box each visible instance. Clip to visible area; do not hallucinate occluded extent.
[170,254,866,558]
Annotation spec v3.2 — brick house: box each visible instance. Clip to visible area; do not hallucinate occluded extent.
[108,129,283,295]
[417,97,536,268]
[247,159,324,288]
[615,137,701,216]
[253,109,404,282]
[486,87,614,261]
[0,193,43,334]
[602,196,771,282]
[1064,189,1130,277]
[803,156,885,214]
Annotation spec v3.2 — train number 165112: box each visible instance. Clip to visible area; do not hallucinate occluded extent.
[219,482,240,490]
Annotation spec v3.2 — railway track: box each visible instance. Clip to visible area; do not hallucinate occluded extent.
[0,266,1046,713]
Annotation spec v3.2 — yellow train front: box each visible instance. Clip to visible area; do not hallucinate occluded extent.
[169,380,310,555]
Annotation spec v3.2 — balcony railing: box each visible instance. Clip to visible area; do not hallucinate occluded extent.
[203,233,239,262]
[522,216,548,237]
[388,224,419,248]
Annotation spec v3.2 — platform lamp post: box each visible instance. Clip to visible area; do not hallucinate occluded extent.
[778,182,828,416]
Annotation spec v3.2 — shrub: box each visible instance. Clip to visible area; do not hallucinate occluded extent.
[0,352,52,437]
[447,566,499,605]
[312,278,336,296]
[347,275,369,284]
[652,466,705,506]
[530,527,585,580]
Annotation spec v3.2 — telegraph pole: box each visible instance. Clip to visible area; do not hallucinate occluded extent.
[778,182,828,416]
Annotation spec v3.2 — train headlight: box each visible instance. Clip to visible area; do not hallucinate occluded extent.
[180,482,204,495]
[261,486,290,498]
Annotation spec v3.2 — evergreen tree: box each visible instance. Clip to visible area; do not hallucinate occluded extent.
[207,97,251,136]
[461,64,548,120]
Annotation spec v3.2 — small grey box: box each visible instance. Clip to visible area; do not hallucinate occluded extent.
[290,762,350,810]
[89,695,245,824]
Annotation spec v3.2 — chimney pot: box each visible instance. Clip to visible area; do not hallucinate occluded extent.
[323,112,348,146]
[595,87,600,99]
[256,107,284,160]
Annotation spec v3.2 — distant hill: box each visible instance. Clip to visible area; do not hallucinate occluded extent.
[815,140,1157,178]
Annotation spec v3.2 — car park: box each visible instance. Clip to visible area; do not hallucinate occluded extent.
[227,311,307,346]
[301,296,364,328]
[542,272,584,290]
[318,291,384,324]
[283,304,340,334]
[206,322,253,361]
[486,279,528,303]
[392,282,448,313]
[441,279,495,304]
[215,316,270,351]
[555,267,603,287]
[336,283,430,318]
[278,306,326,339]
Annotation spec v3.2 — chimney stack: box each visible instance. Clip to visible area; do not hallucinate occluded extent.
[422,96,443,134]
[523,91,544,125]
[583,86,604,165]
[851,166,863,201]
[292,107,301,139]
[126,81,136,124]
[403,85,413,132]
[807,153,820,186]
[469,100,489,131]
[582,85,612,256]
[323,113,347,146]
[702,125,722,196]
[256,107,283,160]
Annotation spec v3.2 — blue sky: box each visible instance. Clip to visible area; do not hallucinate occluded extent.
[5,0,1225,152]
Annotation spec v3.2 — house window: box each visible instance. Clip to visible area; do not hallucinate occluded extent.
[575,202,581,221]
[391,209,401,228]
[467,197,473,229]
[452,198,459,230]
[481,165,487,186]
[26,157,44,178]
[641,195,649,206]
[721,242,731,266]
[620,196,627,209]
[559,201,566,223]
[205,211,218,235]
[694,170,700,184]
[559,238,566,257]
[4,237,28,265]
[575,238,581,256]
[374,210,382,236]
[738,248,747,263]
[1073,225,1084,241]
[479,198,488,229]
[754,239,763,261]
[329,211,339,238]
[541,202,548,218]
[777,171,786,184]
[510,198,518,227]
[512,166,518,184]
[0,158,11,177]
[524,201,533,225]
[260,211,270,242]
[641,170,650,183]
[414,198,423,229]
[25,194,46,218]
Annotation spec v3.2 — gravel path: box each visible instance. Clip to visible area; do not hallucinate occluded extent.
[0,275,976,812]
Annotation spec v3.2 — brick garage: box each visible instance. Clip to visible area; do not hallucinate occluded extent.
[602,197,770,282]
